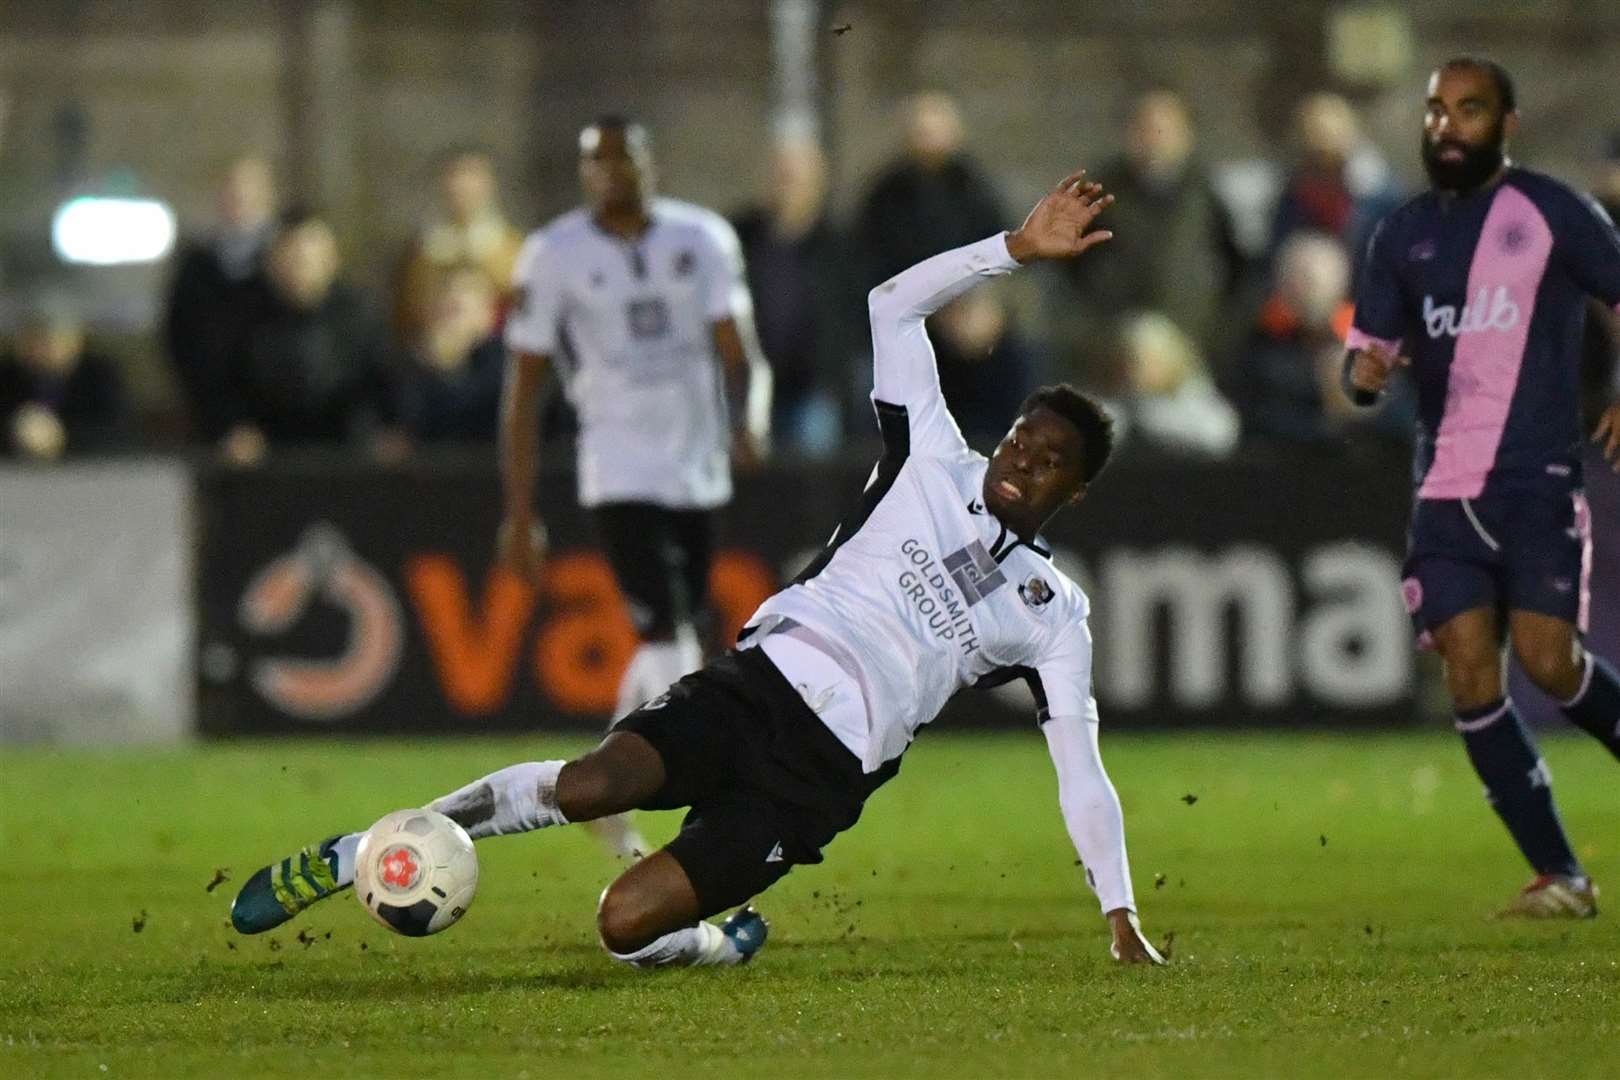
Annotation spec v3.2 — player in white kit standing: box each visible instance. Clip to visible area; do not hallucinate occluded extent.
[498,117,772,857]
[230,166,1164,968]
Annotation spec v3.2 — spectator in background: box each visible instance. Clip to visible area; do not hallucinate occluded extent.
[393,147,524,340]
[1270,93,1402,270]
[0,298,128,460]
[1050,89,1244,384]
[222,209,395,465]
[732,137,859,457]
[1105,311,1239,458]
[929,285,1037,453]
[1235,232,1412,447]
[854,93,1008,289]
[165,154,277,442]
[395,264,505,446]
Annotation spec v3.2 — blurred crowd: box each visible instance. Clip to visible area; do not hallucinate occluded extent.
[4,89,1618,465]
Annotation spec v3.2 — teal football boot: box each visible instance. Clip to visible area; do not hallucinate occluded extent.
[230,836,349,934]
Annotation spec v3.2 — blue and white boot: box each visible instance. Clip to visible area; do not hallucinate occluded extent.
[720,905,769,963]
[230,836,350,934]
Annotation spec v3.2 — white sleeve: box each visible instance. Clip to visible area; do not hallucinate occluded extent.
[1035,620,1136,916]
[866,232,1020,458]
[505,232,562,356]
[696,216,753,324]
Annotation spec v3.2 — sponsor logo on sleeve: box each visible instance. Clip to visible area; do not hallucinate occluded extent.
[1019,575,1055,610]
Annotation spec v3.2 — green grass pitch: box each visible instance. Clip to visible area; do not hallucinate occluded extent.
[3,731,1618,1079]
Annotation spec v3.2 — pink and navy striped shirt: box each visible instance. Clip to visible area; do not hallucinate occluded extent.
[1348,168,1620,497]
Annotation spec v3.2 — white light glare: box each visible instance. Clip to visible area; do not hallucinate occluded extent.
[51,196,178,266]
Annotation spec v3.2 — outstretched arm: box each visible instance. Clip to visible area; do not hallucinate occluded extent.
[867,169,1113,456]
[1035,614,1163,965]
[1042,712,1163,965]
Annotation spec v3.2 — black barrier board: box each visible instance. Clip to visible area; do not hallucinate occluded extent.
[196,450,1426,734]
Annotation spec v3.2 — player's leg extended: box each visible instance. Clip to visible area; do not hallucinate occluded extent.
[230,733,667,934]
[1433,608,1591,913]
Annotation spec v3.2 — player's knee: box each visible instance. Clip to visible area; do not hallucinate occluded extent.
[596,878,659,956]
[1442,655,1501,709]
[1514,641,1582,697]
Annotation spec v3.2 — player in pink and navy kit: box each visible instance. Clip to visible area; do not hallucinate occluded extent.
[1345,57,1620,917]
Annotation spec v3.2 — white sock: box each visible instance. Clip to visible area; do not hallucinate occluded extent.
[330,832,362,887]
[427,761,569,841]
[607,920,742,968]
[614,626,704,718]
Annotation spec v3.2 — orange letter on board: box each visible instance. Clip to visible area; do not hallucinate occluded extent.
[406,555,536,715]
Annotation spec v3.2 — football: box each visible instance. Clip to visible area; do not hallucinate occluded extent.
[354,808,479,936]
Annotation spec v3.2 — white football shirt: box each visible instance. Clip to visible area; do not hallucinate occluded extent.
[743,233,1136,915]
[506,197,751,509]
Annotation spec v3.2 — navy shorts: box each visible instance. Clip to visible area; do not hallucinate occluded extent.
[1402,486,1592,646]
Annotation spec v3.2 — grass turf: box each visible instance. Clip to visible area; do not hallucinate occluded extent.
[2,731,1617,1079]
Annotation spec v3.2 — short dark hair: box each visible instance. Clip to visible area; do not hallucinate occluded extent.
[1440,55,1517,114]
[1019,384,1115,485]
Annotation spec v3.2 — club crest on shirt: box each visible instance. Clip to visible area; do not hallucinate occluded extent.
[1019,575,1055,610]
[1498,222,1528,254]
[673,249,696,276]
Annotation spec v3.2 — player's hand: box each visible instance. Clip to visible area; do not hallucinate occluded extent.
[1592,401,1620,473]
[496,513,548,585]
[1005,168,1114,264]
[1347,344,1410,395]
[1106,909,1166,966]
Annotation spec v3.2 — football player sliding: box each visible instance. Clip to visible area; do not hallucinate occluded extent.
[231,168,1166,967]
